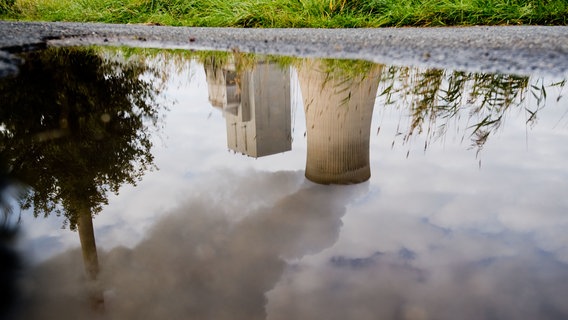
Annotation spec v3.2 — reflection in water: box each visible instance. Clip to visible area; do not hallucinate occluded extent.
[204,55,242,110]
[268,245,568,320]
[0,182,20,320]
[0,47,163,312]
[204,57,292,158]
[1,47,567,320]
[298,60,381,184]
[378,67,565,157]
[21,171,368,320]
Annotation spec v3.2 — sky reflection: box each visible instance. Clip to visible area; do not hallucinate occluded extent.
[7,49,568,320]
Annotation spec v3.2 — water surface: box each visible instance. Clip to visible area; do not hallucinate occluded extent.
[1,47,568,320]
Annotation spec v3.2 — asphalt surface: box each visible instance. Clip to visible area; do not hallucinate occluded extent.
[1,21,568,78]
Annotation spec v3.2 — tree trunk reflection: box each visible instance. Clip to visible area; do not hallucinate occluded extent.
[77,208,104,311]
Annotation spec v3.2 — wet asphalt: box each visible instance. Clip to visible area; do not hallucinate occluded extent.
[1,20,568,77]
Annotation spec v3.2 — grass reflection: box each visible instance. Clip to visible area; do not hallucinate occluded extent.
[377,66,565,156]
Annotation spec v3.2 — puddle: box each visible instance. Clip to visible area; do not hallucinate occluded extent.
[1,46,568,320]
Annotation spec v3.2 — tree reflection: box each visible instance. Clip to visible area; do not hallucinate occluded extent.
[0,47,162,310]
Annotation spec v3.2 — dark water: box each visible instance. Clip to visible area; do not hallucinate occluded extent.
[1,47,568,320]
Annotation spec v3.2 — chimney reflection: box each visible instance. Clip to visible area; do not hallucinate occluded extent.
[204,58,292,158]
[298,60,382,184]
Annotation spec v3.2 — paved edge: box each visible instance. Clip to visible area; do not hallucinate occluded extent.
[1,21,568,78]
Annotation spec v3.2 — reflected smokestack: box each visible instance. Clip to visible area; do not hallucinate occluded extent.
[298,60,381,184]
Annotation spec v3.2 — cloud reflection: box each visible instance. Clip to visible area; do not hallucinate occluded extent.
[267,246,568,320]
[19,170,368,320]
[265,165,568,320]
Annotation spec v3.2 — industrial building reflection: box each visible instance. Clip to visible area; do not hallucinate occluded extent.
[204,57,381,185]
[204,58,292,158]
[298,60,382,184]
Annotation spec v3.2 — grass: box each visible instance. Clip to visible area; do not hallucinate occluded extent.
[1,0,567,27]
